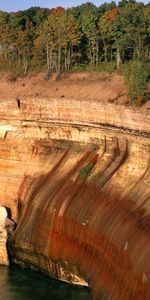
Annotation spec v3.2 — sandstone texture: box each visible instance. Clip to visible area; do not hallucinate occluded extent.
[0,206,9,265]
[0,97,150,299]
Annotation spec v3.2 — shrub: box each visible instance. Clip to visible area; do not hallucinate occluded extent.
[95,62,116,73]
[71,62,116,73]
[79,164,93,180]
[71,63,87,72]
[8,69,24,82]
[124,61,149,106]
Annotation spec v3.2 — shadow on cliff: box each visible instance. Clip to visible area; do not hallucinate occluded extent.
[2,206,17,264]
[10,147,150,300]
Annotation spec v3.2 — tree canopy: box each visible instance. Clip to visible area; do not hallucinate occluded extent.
[0,1,149,73]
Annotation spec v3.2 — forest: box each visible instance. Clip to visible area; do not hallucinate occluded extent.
[0,0,149,75]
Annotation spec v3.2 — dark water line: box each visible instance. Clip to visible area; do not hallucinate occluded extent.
[0,265,92,300]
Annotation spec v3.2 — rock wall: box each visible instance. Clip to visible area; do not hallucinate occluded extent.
[0,98,150,299]
[0,207,9,265]
[0,98,150,133]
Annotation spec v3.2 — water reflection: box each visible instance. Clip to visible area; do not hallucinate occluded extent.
[0,265,92,300]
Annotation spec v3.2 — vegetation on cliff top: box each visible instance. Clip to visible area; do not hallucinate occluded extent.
[0,0,150,104]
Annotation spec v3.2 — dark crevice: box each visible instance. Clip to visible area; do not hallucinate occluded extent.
[16,97,21,109]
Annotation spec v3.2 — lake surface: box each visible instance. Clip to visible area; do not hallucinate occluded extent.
[0,265,92,300]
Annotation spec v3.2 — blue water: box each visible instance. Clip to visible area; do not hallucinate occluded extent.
[0,265,92,300]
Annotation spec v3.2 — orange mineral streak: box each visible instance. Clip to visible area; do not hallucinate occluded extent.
[0,98,150,299]
[12,149,150,300]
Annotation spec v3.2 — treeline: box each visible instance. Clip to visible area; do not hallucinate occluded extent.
[0,0,150,74]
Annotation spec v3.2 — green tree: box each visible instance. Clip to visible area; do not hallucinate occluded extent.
[34,9,82,73]
[74,3,100,66]
[18,17,34,74]
[0,2,149,76]
[98,2,150,68]
[113,3,149,63]
[98,7,119,65]
[125,62,148,105]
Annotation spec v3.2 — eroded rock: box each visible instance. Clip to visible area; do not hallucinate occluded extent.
[0,206,9,265]
[0,98,150,299]
[0,206,16,265]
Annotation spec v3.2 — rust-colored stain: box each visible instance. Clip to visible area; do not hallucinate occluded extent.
[11,142,150,300]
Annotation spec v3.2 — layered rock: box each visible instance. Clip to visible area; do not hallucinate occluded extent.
[0,206,9,265]
[0,98,150,133]
[0,98,150,299]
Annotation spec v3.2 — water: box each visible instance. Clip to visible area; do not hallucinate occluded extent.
[0,265,92,300]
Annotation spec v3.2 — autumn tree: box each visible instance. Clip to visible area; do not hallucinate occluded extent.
[0,1,149,75]
[98,2,150,68]
[34,8,82,73]
[0,11,11,62]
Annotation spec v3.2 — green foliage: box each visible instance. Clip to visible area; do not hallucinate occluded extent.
[0,1,149,102]
[34,10,82,72]
[79,164,94,180]
[71,63,87,72]
[125,61,149,105]
[96,62,116,72]
[72,62,116,73]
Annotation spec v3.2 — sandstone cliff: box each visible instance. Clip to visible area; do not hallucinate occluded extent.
[0,207,9,265]
[0,97,150,299]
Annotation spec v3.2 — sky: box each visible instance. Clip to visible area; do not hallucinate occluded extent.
[0,1,109,12]
[0,0,148,13]
[0,0,149,12]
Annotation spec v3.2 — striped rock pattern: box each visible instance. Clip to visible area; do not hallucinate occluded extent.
[0,98,149,299]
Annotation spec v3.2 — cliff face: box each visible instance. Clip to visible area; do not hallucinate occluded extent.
[0,98,150,299]
[0,207,9,265]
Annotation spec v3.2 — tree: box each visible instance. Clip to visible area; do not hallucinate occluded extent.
[98,7,119,65]
[0,11,11,62]
[18,17,34,74]
[34,9,82,73]
[74,2,100,66]
[0,1,149,77]
[113,3,149,63]
[125,61,148,105]
[98,2,150,68]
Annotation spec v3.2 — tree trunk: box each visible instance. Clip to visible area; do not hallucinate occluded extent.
[64,47,67,72]
[137,35,142,61]
[70,44,73,70]
[23,58,28,75]
[116,46,121,69]
[89,41,93,65]
[67,46,71,72]
[49,51,52,73]
[58,46,61,73]
[46,46,50,72]
[96,40,99,66]
[104,41,107,63]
